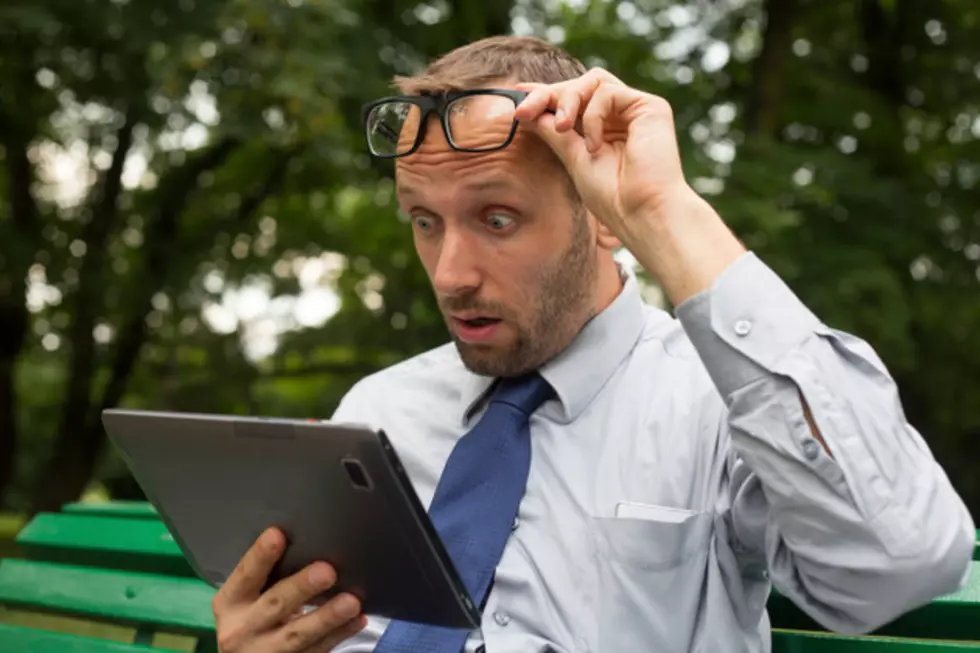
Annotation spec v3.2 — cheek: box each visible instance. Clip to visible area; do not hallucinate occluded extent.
[497,259,542,309]
[412,232,439,274]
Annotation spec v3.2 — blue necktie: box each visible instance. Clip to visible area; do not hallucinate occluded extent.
[374,373,554,653]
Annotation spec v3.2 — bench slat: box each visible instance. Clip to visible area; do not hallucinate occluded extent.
[62,502,159,520]
[773,630,980,651]
[768,561,980,641]
[0,559,215,635]
[0,622,162,652]
[17,514,193,577]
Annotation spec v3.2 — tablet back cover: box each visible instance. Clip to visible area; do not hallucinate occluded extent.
[102,409,479,629]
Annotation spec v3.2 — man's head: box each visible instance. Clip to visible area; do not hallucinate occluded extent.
[381,36,622,377]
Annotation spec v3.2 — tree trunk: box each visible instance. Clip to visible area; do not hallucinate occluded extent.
[35,110,140,510]
[743,0,800,138]
[29,138,241,514]
[0,105,40,503]
[0,337,24,501]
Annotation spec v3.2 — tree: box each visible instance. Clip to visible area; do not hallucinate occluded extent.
[2,0,979,517]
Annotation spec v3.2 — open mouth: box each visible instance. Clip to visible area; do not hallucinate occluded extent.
[460,317,500,327]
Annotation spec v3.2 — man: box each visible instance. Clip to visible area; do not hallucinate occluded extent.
[211,36,975,653]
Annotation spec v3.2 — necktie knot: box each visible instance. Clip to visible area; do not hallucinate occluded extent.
[490,372,554,417]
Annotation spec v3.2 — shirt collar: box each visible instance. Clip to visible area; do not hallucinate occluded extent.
[457,265,647,425]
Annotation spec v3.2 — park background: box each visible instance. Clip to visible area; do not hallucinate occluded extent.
[1,0,978,547]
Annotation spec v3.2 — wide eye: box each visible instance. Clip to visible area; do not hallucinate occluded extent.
[486,213,514,230]
[413,214,436,232]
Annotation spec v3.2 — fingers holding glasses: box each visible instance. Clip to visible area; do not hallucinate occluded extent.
[514,68,624,126]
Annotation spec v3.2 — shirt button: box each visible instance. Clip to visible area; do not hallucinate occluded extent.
[512,516,520,531]
[493,611,511,627]
[802,438,821,461]
[733,319,753,337]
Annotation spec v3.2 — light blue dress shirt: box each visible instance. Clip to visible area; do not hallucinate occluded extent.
[332,252,975,652]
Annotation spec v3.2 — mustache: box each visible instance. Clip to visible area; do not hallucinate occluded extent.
[438,294,509,316]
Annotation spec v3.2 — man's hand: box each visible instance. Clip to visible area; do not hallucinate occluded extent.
[514,68,686,241]
[513,68,746,305]
[212,528,367,653]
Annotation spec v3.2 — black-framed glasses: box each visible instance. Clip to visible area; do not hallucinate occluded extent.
[361,89,529,158]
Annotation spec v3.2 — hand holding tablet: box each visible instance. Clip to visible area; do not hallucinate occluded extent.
[210,526,367,652]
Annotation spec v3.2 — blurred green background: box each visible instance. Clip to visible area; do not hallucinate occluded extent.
[0,0,978,535]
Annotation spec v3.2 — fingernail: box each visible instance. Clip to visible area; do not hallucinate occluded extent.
[555,109,565,122]
[308,564,334,587]
[335,594,360,620]
[262,529,280,551]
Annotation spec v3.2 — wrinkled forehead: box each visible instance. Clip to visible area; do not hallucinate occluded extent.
[394,130,559,200]
[390,92,567,200]
[396,93,519,152]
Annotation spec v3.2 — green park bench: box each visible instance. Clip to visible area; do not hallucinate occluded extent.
[0,501,979,652]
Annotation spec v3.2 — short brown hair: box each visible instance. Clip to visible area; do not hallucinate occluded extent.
[393,35,587,95]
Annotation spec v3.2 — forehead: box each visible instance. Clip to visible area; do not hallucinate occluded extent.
[394,100,560,196]
[395,131,558,200]
[396,92,519,151]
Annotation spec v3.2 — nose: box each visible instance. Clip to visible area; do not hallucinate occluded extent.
[431,225,481,297]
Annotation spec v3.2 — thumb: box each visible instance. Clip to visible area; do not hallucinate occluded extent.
[524,112,589,174]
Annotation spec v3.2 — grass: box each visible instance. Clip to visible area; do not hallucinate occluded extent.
[0,513,25,561]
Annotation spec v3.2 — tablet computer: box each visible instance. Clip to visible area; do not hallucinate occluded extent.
[101,408,480,630]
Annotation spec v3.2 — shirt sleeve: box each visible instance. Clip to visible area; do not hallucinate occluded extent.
[674,251,976,635]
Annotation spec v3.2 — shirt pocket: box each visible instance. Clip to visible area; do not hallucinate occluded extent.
[590,510,714,651]
[592,508,713,570]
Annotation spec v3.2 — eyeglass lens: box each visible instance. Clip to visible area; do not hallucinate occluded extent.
[366,94,519,156]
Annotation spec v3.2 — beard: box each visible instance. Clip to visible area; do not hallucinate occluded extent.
[440,206,597,378]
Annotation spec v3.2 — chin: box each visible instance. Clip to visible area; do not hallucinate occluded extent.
[454,341,541,378]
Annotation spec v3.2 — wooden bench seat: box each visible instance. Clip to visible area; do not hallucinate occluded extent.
[772,630,980,652]
[15,512,193,577]
[0,559,214,636]
[0,622,165,652]
[1,501,978,651]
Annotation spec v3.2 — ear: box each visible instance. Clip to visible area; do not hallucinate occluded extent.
[594,217,621,251]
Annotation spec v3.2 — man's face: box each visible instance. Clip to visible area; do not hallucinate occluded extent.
[394,93,598,377]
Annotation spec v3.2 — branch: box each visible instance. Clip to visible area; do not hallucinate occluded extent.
[232,149,294,226]
[743,0,801,138]
[93,137,243,418]
[90,110,139,233]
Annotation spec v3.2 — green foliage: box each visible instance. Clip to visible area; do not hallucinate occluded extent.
[0,0,978,514]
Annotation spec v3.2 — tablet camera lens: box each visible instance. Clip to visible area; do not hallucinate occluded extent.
[342,458,372,491]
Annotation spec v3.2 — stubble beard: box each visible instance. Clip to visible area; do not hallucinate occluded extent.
[446,206,597,378]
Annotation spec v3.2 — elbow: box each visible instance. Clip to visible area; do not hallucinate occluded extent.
[907,502,976,600]
[846,501,975,634]
[791,498,976,636]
